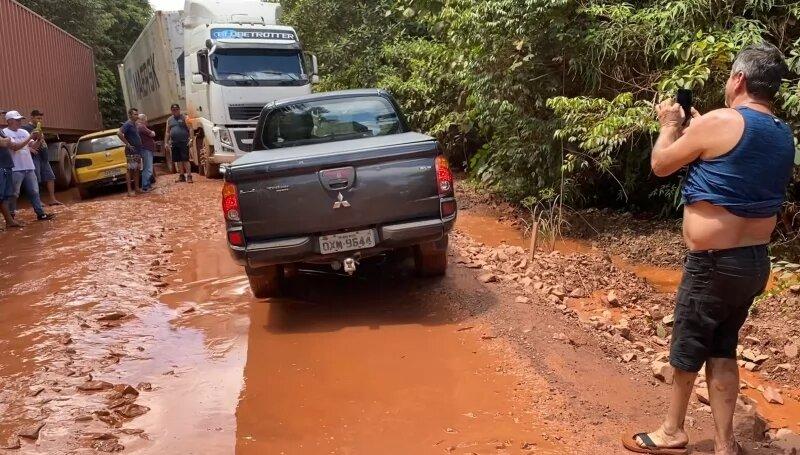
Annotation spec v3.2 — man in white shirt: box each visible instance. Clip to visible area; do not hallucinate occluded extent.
[3,111,53,221]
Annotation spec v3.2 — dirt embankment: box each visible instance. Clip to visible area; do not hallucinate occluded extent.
[454,183,800,450]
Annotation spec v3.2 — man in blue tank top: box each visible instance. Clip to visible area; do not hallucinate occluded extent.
[624,44,795,455]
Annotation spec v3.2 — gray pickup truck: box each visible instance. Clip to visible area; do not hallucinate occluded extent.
[223,89,457,297]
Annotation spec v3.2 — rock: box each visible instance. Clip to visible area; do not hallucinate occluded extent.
[774,428,794,440]
[606,290,620,307]
[116,404,150,418]
[515,296,530,305]
[78,380,113,392]
[0,437,21,449]
[744,335,761,344]
[94,439,124,453]
[17,422,44,440]
[651,361,674,384]
[477,273,498,283]
[613,325,632,340]
[533,281,544,290]
[662,314,674,326]
[762,386,784,405]
[789,284,800,294]
[97,312,126,322]
[695,387,710,405]
[136,382,152,392]
[622,352,637,363]
[181,306,196,314]
[120,428,144,435]
[74,415,93,422]
[734,405,768,442]
[744,362,759,372]
[550,286,566,298]
[111,384,139,397]
[775,363,793,372]
[28,387,44,397]
[741,348,757,362]
[785,343,798,359]
[569,288,586,298]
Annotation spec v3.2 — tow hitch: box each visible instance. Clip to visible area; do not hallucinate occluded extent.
[343,257,358,275]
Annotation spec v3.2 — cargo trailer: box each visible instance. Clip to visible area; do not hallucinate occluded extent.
[0,0,103,190]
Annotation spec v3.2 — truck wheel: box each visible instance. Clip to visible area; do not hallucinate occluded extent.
[51,144,73,190]
[77,185,91,200]
[246,265,285,298]
[414,236,449,277]
[200,144,221,179]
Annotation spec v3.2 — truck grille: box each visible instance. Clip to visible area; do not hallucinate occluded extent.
[228,104,264,121]
[233,130,256,152]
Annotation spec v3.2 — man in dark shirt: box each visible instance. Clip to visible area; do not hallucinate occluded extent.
[165,103,193,183]
[0,120,22,229]
[117,108,143,195]
[22,110,61,205]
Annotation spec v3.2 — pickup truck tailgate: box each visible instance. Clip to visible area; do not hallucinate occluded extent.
[228,133,442,241]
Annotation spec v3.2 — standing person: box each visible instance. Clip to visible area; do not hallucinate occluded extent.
[623,43,795,455]
[2,111,54,221]
[22,110,62,206]
[165,104,193,183]
[117,108,143,196]
[137,113,156,192]
[0,112,23,228]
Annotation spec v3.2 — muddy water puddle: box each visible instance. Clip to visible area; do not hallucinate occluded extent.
[0,179,563,454]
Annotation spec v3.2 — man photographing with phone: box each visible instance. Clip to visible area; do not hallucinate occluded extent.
[623,43,795,455]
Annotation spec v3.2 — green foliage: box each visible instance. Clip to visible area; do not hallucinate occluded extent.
[285,0,800,214]
[18,0,152,127]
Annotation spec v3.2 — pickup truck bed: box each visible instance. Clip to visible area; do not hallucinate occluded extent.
[223,89,456,297]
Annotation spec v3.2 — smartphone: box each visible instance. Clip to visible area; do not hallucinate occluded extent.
[676,89,692,126]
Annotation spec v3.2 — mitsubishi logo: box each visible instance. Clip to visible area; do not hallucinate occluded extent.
[333,192,351,209]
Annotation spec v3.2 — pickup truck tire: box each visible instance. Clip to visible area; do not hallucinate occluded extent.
[414,236,449,277]
[246,265,284,298]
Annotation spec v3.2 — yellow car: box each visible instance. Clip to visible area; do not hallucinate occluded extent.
[73,129,128,199]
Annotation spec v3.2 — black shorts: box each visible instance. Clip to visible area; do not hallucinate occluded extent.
[171,142,190,162]
[669,245,770,372]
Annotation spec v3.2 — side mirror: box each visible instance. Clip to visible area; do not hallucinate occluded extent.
[191,74,205,84]
[189,54,199,74]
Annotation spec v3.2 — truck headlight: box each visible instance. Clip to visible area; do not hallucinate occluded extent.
[213,127,234,148]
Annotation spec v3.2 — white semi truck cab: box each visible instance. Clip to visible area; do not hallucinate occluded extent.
[182,0,317,177]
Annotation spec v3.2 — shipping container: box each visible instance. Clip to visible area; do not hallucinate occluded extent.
[0,0,103,189]
[119,11,184,130]
[0,0,102,136]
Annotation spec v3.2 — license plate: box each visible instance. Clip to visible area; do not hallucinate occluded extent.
[319,230,376,254]
[102,168,123,177]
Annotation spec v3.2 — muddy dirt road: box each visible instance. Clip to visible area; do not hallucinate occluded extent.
[0,176,794,454]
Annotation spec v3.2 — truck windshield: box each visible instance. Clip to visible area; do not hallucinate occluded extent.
[211,48,305,86]
[77,135,124,155]
[262,96,404,148]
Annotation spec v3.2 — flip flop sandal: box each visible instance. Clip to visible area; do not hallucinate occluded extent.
[622,433,688,454]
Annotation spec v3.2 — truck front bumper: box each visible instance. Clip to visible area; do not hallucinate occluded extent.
[228,216,456,269]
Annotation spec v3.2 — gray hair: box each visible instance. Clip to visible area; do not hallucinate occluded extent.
[138,113,147,121]
[731,43,789,101]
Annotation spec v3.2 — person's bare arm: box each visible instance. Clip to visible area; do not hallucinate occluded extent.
[117,129,130,148]
[164,123,172,149]
[651,100,706,177]
[8,134,34,152]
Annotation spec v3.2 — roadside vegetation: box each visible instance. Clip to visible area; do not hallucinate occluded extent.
[284,0,800,242]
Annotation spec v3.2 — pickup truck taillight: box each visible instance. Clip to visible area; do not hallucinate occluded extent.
[222,182,240,222]
[435,155,454,196]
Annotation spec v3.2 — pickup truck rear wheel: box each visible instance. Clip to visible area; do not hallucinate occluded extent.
[414,236,449,277]
[246,265,284,298]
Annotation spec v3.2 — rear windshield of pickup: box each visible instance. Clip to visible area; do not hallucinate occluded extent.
[262,96,404,148]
